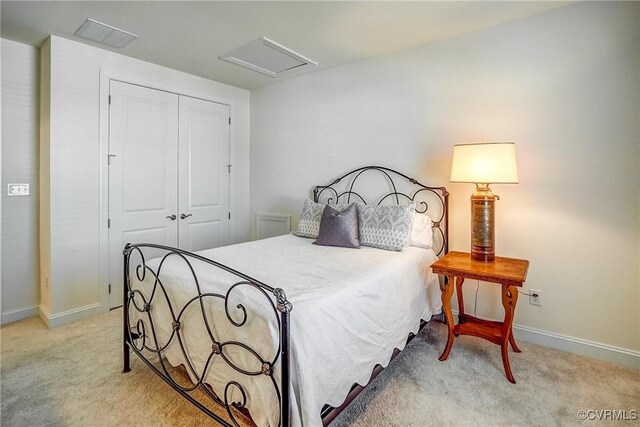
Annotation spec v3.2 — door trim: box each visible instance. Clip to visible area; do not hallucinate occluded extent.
[98,69,235,315]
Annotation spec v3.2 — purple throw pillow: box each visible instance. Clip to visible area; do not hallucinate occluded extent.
[314,203,360,249]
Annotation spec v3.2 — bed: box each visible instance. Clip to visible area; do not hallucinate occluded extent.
[123,166,449,426]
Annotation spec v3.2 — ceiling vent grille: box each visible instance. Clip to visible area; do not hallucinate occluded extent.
[74,19,138,48]
[219,37,318,78]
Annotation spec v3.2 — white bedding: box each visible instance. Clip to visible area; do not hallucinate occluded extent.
[130,234,441,426]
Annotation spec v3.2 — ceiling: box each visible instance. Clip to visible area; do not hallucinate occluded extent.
[1,1,572,90]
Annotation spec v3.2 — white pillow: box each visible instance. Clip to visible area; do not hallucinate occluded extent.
[409,213,433,249]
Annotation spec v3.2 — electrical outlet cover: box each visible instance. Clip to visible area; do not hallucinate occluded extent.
[529,289,542,306]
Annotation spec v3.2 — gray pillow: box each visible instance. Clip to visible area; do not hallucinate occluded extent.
[314,204,360,249]
[292,199,350,239]
[357,202,416,251]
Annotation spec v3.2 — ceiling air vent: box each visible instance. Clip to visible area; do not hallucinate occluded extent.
[74,19,139,48]
[219,37,318,78]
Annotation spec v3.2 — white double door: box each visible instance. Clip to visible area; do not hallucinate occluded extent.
[108,81,230,308]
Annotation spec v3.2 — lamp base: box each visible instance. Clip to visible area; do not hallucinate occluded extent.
[471,249,495,262]
[470,184,496,262]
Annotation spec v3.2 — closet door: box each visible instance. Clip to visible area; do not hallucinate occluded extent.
[108,81,179,308]
[178,95,230,252]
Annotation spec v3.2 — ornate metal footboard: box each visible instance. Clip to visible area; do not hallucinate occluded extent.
[122,243,292,427]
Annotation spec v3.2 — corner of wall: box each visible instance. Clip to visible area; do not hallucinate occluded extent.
[39,37,52,319]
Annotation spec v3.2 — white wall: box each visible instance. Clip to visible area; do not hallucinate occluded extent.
[1,39,40,324]
[40,36,251,327]
[250,2,640,364]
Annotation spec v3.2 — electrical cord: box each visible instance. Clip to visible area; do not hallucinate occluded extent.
[472,283,538,317]
[473,281,479,317]
[518,290,539,298]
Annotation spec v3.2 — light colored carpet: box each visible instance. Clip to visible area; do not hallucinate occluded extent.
[1,309,638,426]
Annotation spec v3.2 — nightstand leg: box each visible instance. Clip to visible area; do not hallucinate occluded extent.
[509,331,522,353]
[439,275,456,362]
[500,342,514,383]
[455,277,465,335]
[500,285,519,383]
[456,277,465,317]
[505,284,521,352]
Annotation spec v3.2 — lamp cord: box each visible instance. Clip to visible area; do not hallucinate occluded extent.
[472,284,535,317]
[473,281,479,317]
[518,290,537,297]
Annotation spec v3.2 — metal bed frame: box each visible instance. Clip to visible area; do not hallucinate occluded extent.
[122,166,449,426]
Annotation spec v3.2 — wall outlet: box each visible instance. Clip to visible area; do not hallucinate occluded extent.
[44,276,49,289]
[529,289,542,306]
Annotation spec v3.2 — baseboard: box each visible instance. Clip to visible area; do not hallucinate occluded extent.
[1,305,39,325]
[451,311,639,369]
[512,324,639,369]
[39,302,103,328]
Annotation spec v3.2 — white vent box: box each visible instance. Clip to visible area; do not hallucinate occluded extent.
[220,37,318,77]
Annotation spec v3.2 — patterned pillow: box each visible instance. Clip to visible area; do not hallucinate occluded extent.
[356,203,416,251]
[292,199,349,239]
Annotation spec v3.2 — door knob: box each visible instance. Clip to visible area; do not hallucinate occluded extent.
[180,213,192,219]
[166,214,177,220]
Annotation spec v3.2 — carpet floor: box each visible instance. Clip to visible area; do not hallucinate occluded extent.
[1,309,637,426]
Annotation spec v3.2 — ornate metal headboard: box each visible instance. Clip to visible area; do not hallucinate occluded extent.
[313,166,449,256]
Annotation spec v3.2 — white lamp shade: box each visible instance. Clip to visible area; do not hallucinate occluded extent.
[450,142,519,184]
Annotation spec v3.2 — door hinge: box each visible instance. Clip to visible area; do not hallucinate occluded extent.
[108,219,111,228]
[228,212,231,220]
[227,164,232,173]
[108,283,112,294]
[109,95,111,105]
[228,117,231,125]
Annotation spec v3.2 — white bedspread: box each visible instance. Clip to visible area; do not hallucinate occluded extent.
[129,234,441,427]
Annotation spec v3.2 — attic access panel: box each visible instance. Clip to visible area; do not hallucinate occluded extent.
[74,19,138,48]
[220,37,318,77]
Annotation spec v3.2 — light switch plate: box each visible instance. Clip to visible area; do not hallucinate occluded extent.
[8,184,30,196]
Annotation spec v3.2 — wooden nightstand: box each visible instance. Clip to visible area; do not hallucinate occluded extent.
[430,251,530,383]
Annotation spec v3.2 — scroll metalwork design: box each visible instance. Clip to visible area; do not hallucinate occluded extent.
[122,166,447,427]
[313,166,449,255]
[122,243,292,427]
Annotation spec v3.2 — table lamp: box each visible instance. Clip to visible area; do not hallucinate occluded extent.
[450,142,518,262]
